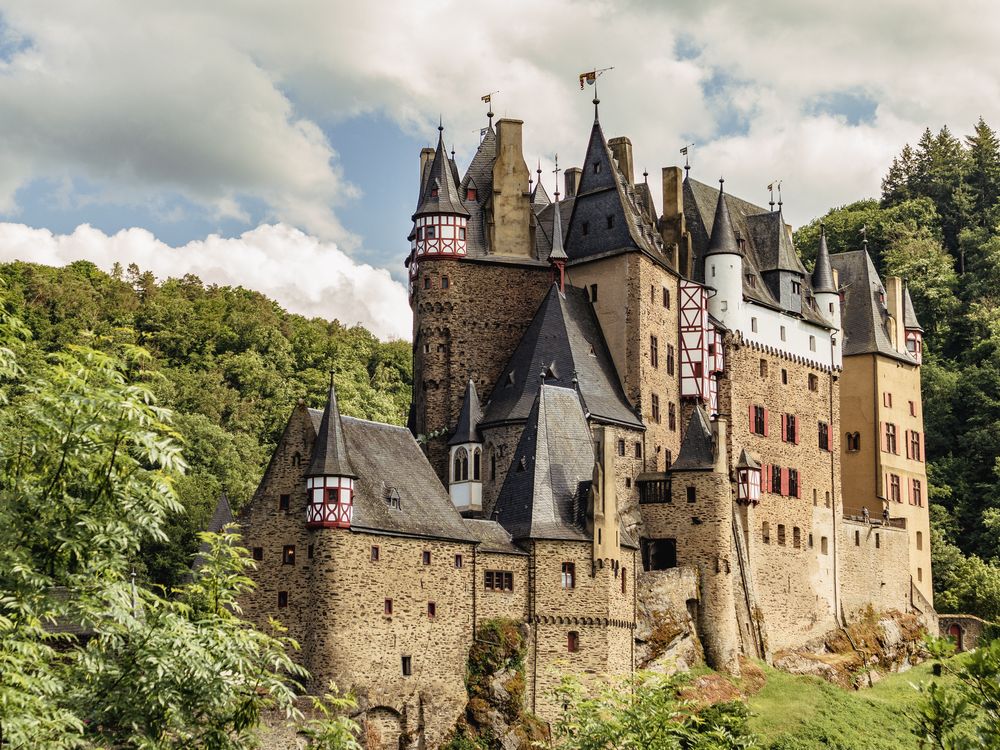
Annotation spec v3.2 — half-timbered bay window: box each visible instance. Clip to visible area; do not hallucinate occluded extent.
[305,475,354,528]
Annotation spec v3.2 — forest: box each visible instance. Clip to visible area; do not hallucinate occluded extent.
[2,118,1000,617]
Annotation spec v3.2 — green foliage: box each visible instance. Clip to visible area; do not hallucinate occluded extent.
[0,260,411,587]
[549,671,756,749]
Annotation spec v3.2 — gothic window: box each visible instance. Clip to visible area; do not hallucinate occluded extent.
[453,448,469,482]
[473,449,481,480]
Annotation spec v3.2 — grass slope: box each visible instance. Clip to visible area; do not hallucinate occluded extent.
[747,661,948,749]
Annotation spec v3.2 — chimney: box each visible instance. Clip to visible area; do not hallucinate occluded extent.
[491,119,533,257]
[608,136,634,186]
[711,415,728,474]
[885,276,906,353]
[418,147,435,187]
[660,166,688,272]
[564,167,582,199]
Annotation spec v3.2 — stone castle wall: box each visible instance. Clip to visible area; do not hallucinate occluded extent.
[474,550,529,623]
[838,519,911,619]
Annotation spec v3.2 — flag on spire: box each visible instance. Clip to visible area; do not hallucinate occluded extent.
[579,70,597,89]
[481,93,492,103]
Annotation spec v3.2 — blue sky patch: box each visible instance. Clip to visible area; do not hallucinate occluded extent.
[805,89,878,126]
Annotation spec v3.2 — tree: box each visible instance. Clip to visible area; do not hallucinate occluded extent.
[966,117,1000,225]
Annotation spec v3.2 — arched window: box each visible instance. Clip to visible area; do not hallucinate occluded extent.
[846,432,861,452]
[453,447,469,482]
[291,452,301,467]
[473,449,481,480]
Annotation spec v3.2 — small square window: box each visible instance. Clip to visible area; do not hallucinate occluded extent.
[278,591,288,608]
[402,655,412,676]
[384,598,393,615]
[422,550,431,565]
[686,486,696,503]
[455,554,463,568]
[371,546,380,562]
[279,494,290,511]
[252,547,263,561]
[428,602,436,618]
[441,276,450,289]
[307,544,314,559]
[634,442,642,459]
[282,545,296,565]
[568,631,580,653]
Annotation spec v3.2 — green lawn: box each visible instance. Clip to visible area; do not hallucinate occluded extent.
[746,660,950,749]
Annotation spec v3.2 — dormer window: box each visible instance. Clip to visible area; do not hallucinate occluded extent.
[593,161,602,174]
[430,187,439,197]
[792,281,801,294]
[606,215,614,229]
[746,274,756,288]
[466,188,477,201]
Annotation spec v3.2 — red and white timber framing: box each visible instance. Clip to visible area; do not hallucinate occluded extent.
[306,475,355,528]
[680,280,724,414]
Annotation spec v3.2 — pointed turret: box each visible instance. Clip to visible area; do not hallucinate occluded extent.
[306,376,357,528]
[548,196,568,290]
[409,123,470,265]
[903,283,923,363]
[448,380,484,514]
[706,180,741,257]
[704,180,743,327]
[811,225,836,293]
[735,449,762,505]
[671,405,716,472]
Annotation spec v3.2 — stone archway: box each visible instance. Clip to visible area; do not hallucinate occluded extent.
[948,623,964,651]
[363,706,404,750]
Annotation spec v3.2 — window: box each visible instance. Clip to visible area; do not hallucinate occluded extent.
[783,413,798,444]
[917,531,923,551]
[638,477,670,504]
[663,287,671,308]
[617,439,625,456]
[371,545,380,562]
[606,214,614,229]
[746,273,756,288]
[278,591,288,608]
[282,545,295,565]
[308,544,314,559]
[781,369,788,385]
[918,567,923,582]
[561,562,576,589]
[876,533,881,549]
[809,374,819,391]
[792,281,802,295]
[890,474,901,503]
[751,405,767,436]
[883,392,893,408]
[635,442,642,459]
[423,276,431,290]
[384,598,393,615]
[650,335,659,368]
[642,538,678,569]
[484,570,513,591]
[909,400,917,417]
[455,554,463,568]
[568,631,580,653]
[751,317,758,333]
[291,452,301,467]
[818,421,829,451]
[760,359,768,377]
[426,226,436,239]
[821,536,829,554]
[793,527,801,548]
[651,394,660,424]
[886,423,897,454]
[913,479,923,507]
[593,161,601,173]
[808,533,814,548]
[809,335,816,352]
[490,452,497,481]
[910,431,921,461]
[666,345,675,375]
[441,275,450,289]
[453,448,469,482]
[777,524,786,545]
[252,547,263,561]
[813,488,818,506]
[422,550,431,565]
[423,342,430,354]
[762,521,770,543]
[467,188,477,201]
[430,187,439,198]
[668,402,677,431]
[855,530,860,546]
[771,465,782,493]
[780,326,787,342]
[825,491,831,508]
[472,449,481,480]
[427,602,436,618]
[621,566,627,594]
[788,469,799,498]
[846,432,861,451]
[402,656,412,676]
[686,486,696,503]
[590,283,598,301]
[279,494,290,511]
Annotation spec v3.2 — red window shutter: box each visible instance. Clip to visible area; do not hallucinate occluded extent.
[795,473,801,498]
[763,464,771,493]
[919,432,925,463]
[905,430,911,459]
[879,422,886,452]
[907,477,914,505]
[749,403,755,432]
[793,416,800,445]
[763,409,770,437]
[781,414,787,442]
[781,468,789,496]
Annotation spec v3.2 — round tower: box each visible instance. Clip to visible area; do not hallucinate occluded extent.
[811,224,840,330]
[305,376,356,529]
[704,179,743,329]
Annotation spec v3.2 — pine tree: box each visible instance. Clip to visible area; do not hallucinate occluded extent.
[881,144,917,206]
[966,117,1000,224]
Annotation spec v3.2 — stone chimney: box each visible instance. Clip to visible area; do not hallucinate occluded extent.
[660,166,689,273]
[712,415,728,474]
[608,136,634,186]
[564,167,582,199]
[885,276,905,353]
[418,147,435,187]
[491,119,532,257]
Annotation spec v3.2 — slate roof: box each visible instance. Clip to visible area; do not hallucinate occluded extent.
[736,448,760,470]
[684,177,830,327]
[811,228,836,293]
[413,126,469,219]
[462,518,527,555]
[493,385,594,542]
[460,123,497,257]
[534,198,575,260]
[193,492,234,570]
[705,180,741,257]
[828,250,917,364]
[307,379,357,479]
[671,405,716,472]
[904,285,922,331]
[547,197,568,262]
[308,410,476,543]
[481,284,642,429]
[448,379,483,446]
[532,176,551,208]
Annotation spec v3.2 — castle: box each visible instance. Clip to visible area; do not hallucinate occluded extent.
[237,100,934,748]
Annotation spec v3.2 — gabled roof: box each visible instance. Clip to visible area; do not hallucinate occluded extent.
[829,250,917,364]
[811,227,836,293]
[308,410,476,542]
[307,378,357,478]
[745,209,806,274]
[736,448,760,471]
[462,518,527,555]
[563,119,666,262]
[481,284,642,429]
[493,385,594,543]
[448,379,483,446]
[413,126,469,219]
[671,405,716,472]
[193,492,234,570]
[903,285,923,331]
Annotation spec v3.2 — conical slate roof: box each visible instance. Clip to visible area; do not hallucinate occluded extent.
[413,126,469,219]
[903,284,922,331]
[811,226,836,293]
[705,180,741,257]
[548,197,568,262]
[671,405,716,471]
[448,379,483,446]
[736,448,761,470]
[307,376,357,478]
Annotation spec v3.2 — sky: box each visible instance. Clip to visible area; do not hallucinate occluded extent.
[0,1,997,341]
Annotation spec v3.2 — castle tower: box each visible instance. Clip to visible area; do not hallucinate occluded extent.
[704,179,743,329]
[305,376,357,529]
[547,195,567,292]
[447,379,484,515]
[811,225,840,329]
[903,284,923,364]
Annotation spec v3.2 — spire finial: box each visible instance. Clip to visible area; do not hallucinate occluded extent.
[438,114,443,133]
[719,176,725,192]
[593,96,600,121]
[553,154,561,202]
[861,224,869,250]
[643,168,649,184]
[820,220,826,237]
[767,181,775,211]
[776,180,783,209]
[451,143,455,159]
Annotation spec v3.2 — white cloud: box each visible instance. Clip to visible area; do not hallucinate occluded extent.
[0,222,411,341]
